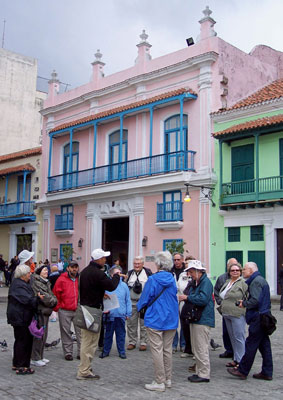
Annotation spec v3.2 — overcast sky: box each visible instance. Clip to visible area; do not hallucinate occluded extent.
[0,0,282,89]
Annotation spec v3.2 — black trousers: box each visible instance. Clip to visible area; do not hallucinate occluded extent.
[180,317,192,354]
[13,326,33,368]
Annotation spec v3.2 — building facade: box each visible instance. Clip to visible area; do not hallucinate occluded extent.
[0,147,43,262]
[212,79,283,295]
[39,7,282,272]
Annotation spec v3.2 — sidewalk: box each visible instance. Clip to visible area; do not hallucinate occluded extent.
[0,300,282,399]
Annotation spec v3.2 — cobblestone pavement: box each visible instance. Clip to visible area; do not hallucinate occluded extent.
[0,291,282,400]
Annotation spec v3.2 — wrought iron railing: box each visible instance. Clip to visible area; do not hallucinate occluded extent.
[0,201,35,218]
[156,200,183,222]
[222,175,283,203]
[48,150,196,192]
[55,213,74,230]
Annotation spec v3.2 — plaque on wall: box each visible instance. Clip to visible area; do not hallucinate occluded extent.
[51,248,58,263]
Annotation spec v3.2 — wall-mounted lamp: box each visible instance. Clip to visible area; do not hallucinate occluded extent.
[184,183,216,207]
[78,238,84,248]
[142,236,148,247]
[186,37,194,47]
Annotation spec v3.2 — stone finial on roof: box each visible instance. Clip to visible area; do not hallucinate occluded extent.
[197,5,217,42]
[48,70,60,99]
[140,29,149,43]
[136,29,152,68]
[49,70,59,83]
[92,49,105,66]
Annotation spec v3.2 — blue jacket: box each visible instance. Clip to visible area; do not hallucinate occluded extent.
[187,273,215,328]
[243,271,271,324]
[137,271,178,331]
[105,280,132,321]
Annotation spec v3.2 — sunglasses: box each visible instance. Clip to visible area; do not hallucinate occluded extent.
[230,269,240,272]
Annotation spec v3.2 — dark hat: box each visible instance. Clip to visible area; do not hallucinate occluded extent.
[35,265,47,275]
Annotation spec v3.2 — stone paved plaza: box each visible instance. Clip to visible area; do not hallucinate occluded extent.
[0,290,282,400]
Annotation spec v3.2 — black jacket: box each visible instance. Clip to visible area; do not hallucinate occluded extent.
[214,272,229,305]
[79,261,120,309]
[7,278,38,327]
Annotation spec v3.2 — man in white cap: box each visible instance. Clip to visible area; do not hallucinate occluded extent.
[77,248,120,380]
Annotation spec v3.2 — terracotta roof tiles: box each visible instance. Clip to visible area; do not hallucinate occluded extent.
[50,88,196,133]
[213,114,283,138]
[0,163,36,176]
[0,147,42,164]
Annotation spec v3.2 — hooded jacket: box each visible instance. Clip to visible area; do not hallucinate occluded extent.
[137,271,178,331]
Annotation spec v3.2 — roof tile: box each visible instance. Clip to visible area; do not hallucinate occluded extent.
[0,147,42,164]
[0,163,36,176]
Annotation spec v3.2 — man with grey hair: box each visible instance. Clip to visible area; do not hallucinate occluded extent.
[227,262,273,381]
[126,256,152,351]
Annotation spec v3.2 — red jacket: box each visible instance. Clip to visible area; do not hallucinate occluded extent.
[53,272,79,312]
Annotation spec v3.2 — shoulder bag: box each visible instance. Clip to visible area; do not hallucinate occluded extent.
[139,287,166,319]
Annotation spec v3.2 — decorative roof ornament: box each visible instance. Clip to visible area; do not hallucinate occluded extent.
[203,5,212,18]
[197,5,217,41]
[92,49,105,67]
[49,69,59,83]
[140,29,149,43]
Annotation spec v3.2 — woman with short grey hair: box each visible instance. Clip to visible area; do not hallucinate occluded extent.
[14,264,30,279]
[137,251,178,392]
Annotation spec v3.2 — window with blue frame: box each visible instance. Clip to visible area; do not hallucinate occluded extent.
[157,191,182,222]
[55,205,73,230]
[164,114,188,171]
[108,130,128,181]
[250,225,264,241]
[228,227,240,242]
[163,239,183,251]
[63,142,79,188]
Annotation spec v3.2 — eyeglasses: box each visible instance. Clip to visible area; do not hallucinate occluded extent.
[174,259,181,261]
[230,269,240,272]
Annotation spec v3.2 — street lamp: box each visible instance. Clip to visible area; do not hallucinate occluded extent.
[184,183,216,207]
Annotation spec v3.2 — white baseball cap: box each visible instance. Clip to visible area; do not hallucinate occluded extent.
[18,249,34,264]
[184,259,206,271]
[91,248,110,260]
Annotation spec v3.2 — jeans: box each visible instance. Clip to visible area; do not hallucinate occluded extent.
[103,317,126,356]
[224,314,246,363]
[239,314,273,377]
[223,317,233,354]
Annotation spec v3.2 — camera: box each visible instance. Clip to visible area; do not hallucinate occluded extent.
[235,301,241,306]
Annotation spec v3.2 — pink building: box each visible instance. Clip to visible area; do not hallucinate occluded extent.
[39,7,282,272]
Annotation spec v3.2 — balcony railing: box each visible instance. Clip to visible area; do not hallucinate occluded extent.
[0,201,35,221]
[221,175,283,204]
[157,201,183,222]
[48,150,196,192]
[55,213,74,230]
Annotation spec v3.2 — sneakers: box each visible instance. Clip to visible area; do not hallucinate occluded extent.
[181,352,193,358]
[145,381,166,392]
[165,379,172,388]
[41,359,49,364]
[31,360,46,367]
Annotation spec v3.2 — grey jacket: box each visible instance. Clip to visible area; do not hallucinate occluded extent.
[31,274,57,315]
[219,277,248,318]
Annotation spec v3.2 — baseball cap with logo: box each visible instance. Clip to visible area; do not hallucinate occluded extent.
[91,248,110,260]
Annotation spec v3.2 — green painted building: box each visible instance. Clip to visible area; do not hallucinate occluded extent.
[210,79,283,295]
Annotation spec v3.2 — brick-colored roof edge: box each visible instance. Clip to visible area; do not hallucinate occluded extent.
[212,78,283,115]
[213,114,283,138]
[0,163,36,176]
[50,88,196,133]
[0,147,42,164]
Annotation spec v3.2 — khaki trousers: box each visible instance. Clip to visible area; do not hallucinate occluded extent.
[146,327,176,384]
[58,309,81,357]
[127,303,147,346]
[77,328,99,377]
[190,323,211,379]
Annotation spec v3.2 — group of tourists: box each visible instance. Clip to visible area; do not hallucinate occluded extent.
[5,247,275,391]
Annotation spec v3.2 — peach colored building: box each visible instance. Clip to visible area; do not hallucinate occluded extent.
[38,7,283,272]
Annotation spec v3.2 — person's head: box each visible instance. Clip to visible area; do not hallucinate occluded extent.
[91,248,110,266]
[229,263,242,280]
[67,261,79,278]
[35,265,48,279]
[227,258,238,273]
[18,249,34,266]
[155,251,173,272]
[185,259,206,282]
[58,258,62,263]
[242,262,258,279]
[0,254,3,259]
[173,253,184,269]
[185,255,196,268]
[14,264,31,282]
[109,265,122,277]
[51,265,58,273]
[133,256,144,272]
[113,259,120,266]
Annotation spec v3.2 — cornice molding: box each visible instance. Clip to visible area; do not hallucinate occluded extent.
[41,52,218,117]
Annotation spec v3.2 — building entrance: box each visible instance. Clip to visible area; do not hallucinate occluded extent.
[16,234,32,255]
[102,217,129,273]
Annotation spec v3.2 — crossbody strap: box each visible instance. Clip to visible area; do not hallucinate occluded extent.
[147,287,166,308]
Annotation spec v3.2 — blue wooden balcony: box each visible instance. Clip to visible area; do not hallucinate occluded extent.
[0,201,35,223]
[221,175,283,204]
[55,213,74,230]
[48,150,196,192]
[157,200,183,222]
